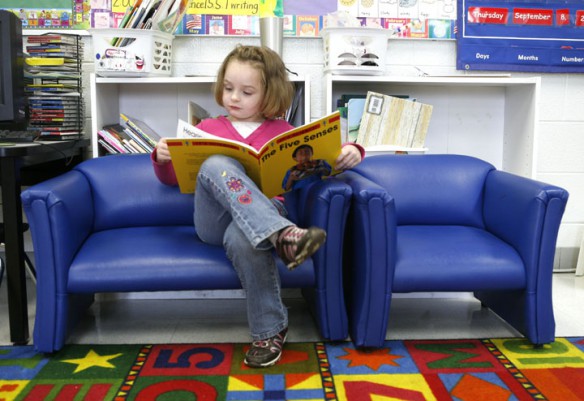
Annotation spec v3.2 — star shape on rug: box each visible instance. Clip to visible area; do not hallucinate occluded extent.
[61,350,123,373]
[338,347,403,370]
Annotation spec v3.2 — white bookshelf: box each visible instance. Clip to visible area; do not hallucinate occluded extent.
[90,74,311,157]
[325,74,540,178]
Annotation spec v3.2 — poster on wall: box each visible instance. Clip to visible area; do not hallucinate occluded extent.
[0,0,90,29]
[456,0,584,73]
[2,0,458,40]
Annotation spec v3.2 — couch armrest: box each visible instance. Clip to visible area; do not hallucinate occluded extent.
[334,170,396,346]
[336,170,396,271]
[22,169,96,352]
[284,178,352,340]
[21,170,94,293]
[483,170,569,285]
[298,178,352,284]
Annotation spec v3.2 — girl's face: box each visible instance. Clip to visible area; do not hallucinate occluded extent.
[222,59,265,123]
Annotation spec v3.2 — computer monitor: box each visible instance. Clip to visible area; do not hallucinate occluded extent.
[0,9,27,130]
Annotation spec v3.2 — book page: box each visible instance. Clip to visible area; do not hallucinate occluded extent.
[169,119,259,194]
[176,119,216,139]
[167,138,261,194]
[167,112,342,198]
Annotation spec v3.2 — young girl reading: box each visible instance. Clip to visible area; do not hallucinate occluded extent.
[151,45,364,368]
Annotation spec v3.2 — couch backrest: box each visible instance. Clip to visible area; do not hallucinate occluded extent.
[352,154,496,227]
[75,154,194,231]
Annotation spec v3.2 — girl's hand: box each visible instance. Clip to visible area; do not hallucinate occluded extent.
[335,144,362,171]
[155,138,172,163]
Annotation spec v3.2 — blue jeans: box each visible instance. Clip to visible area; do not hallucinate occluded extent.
[194,155,292,341]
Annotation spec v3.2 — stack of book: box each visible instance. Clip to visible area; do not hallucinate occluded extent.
[98,114,161,155]
[24,33,84,140]
[116,0,187,35]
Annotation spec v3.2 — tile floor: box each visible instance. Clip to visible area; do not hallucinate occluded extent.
[1,268,583,346]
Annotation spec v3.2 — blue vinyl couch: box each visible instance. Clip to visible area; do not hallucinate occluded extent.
[21,154,353,353]
[335,154,569,348]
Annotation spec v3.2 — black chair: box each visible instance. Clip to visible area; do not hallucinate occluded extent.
[0,222,36,286]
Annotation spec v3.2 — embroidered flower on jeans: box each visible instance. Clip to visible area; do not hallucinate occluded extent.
[226,177,244,192]
[238,194,252,204]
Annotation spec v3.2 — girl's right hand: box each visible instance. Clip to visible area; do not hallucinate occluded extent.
[155,138,172,163]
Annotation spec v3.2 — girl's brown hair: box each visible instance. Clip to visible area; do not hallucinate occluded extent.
[214,45,294,119]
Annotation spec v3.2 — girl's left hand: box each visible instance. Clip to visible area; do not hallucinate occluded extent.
[335,144,362,171]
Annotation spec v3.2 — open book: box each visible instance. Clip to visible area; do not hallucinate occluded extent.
[167,112,342,198]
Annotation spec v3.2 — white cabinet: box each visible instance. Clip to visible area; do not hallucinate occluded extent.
[324,74,540,178]
[90,74,310,157]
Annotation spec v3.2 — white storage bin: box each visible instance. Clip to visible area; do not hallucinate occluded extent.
[321,27,390,76]
[91,29,173,77]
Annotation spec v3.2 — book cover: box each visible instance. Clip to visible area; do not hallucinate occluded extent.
[120,113,162,150]
[347,98,366,142]
[98,129,127,153]
[167,112,342,198]
[187,101,210,126]
[123,127,152,152]
[356,91,433,149]
[155,0,188,33]
[26,34,78,45]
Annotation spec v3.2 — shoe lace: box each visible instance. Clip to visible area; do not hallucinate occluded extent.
[250,332,285,354]
[277,226,305,261]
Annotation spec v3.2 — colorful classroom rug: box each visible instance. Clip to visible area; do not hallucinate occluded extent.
[1,337,584,400]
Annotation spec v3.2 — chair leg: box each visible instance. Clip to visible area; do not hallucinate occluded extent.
[0,253,35,285]
[576,236,584,276]
[24,252,36,285]
[0,222,36,285]
[0,257,4,288]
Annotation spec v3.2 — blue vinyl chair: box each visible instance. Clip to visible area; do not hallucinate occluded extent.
[334,154,569,348]
[21,154,353,353]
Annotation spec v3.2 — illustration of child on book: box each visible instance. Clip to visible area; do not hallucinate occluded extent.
[281,144,332,191]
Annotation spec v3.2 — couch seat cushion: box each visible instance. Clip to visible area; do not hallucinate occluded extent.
[67,226,315,293]
[393,225,526,292]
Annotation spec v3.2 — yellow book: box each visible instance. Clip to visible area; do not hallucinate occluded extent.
[26,57,73,66]
[167,111,342,198]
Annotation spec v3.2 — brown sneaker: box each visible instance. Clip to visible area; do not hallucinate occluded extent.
[244,328,288,368]
[275,226,326,269]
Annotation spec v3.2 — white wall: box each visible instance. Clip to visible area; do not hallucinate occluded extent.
[81,35,584,271]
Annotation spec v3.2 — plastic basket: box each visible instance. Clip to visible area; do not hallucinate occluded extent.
[321,27,389,76]
[91,29,173,77]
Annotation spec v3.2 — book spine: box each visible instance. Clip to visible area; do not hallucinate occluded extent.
[98,130,128,153]
[121,115,158,149]
[122,139,141,153]
[123,128,153,152]
[98,139,120,154]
